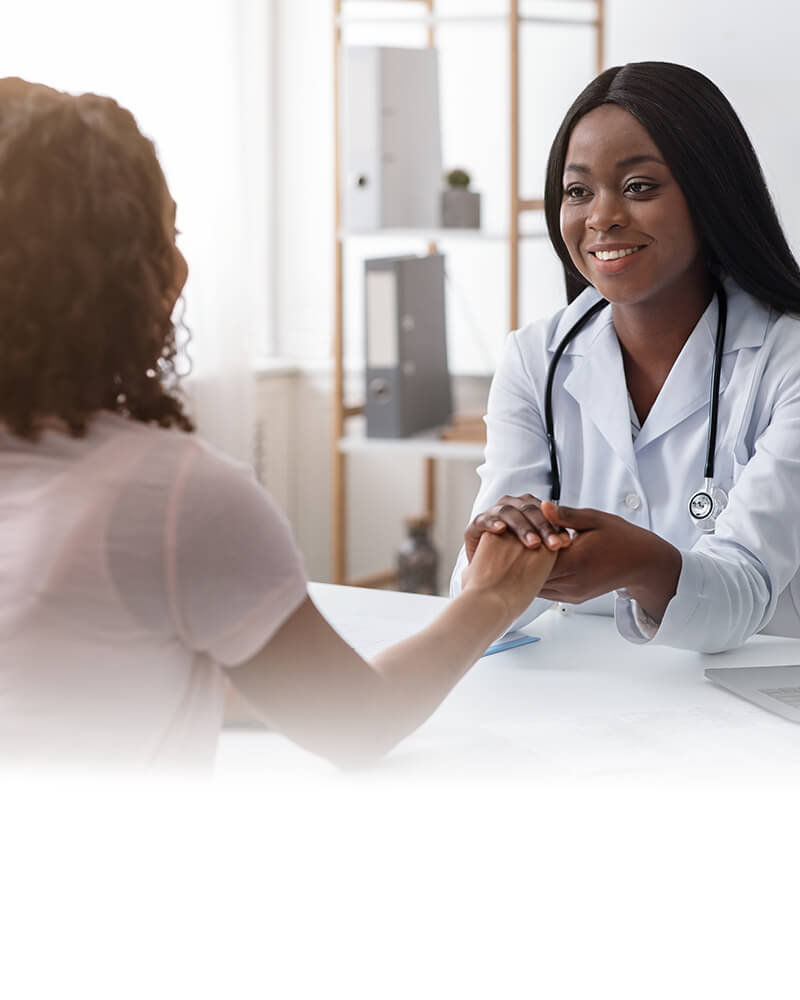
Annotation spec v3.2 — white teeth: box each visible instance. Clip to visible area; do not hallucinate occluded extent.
[594,246,641,261]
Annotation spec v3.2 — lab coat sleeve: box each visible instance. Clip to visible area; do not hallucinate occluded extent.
[449,324,556,630]
[644,319,800,653]
[615,591,660,644]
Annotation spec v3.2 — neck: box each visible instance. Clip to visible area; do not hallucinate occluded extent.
[611,265,714,369]
[611,264,715,426]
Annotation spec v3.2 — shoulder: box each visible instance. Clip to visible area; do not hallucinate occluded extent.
[90,409,201,460]
[728,282,800,382]
[91,413,278,533]
[722,278,800,355]
[511,286,607,355]
[92,410,250,485]
[498,286,607,384]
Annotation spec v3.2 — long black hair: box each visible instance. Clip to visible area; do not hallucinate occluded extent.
[544,61,800,311]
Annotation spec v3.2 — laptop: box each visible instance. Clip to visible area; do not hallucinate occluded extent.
[705,665,800,722]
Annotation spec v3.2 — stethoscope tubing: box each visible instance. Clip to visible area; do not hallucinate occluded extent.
[545,279,727,507]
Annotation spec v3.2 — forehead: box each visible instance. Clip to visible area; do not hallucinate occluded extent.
[564,104,663,171]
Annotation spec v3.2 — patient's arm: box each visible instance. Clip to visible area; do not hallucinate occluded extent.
[224,533,555,768]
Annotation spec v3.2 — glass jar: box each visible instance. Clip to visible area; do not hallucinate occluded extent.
[396,516,439,595]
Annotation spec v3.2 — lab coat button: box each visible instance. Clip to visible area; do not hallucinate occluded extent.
[624,492,642,511]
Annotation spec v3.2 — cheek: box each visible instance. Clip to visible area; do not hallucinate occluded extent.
[559,205,572,245]
[560,209,589,272]
[658,199,701,259]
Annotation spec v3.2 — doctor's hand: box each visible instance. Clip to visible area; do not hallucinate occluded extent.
[537,502,682,622]
[464,493,571,563]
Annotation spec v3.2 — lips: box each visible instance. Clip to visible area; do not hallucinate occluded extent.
[586,244,647,273]
[593,246,642,261]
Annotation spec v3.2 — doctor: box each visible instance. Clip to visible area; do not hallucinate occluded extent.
[451,61,800,653]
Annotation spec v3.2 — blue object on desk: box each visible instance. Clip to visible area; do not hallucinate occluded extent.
[482,631,540,657]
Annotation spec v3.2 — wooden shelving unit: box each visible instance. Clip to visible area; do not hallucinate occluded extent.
[332,0,604,587]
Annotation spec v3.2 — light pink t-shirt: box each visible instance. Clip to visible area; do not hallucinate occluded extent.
[0,411,307,771]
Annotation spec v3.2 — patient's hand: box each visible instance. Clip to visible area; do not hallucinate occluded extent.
[461,530,557,623]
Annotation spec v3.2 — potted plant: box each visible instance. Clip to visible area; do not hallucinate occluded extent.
[440,167,481,228]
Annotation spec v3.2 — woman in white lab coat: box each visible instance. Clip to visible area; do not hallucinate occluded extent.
[451,61,800,653]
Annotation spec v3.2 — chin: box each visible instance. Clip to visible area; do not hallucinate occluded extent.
[589,276,656,307]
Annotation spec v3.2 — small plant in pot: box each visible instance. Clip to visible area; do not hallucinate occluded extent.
[441,167,481,228]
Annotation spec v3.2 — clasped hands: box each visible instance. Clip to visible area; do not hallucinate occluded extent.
[465,493,671,608]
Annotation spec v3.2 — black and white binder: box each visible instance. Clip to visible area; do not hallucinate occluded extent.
[364,254,452,439]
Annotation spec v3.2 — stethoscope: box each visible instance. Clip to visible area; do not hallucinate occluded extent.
[544,279,729,534]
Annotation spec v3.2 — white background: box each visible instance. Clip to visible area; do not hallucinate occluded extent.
[3,2,800,992]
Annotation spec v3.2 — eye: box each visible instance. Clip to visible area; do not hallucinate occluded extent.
[625,180,658,196]
[563,184,590,201]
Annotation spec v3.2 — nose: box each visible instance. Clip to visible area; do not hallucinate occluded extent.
[586,189,628,232]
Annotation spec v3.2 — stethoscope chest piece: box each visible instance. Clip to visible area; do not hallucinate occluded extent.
[688,478,728,532]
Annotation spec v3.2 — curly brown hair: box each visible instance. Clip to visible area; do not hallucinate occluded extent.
[0,78,194,439]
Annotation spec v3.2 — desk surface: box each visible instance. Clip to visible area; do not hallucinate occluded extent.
[216,583,800,783]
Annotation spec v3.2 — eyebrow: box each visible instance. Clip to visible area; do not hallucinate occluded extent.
[564,155,666,174]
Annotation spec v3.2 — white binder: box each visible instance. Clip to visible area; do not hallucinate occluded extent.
[343,46,443,231]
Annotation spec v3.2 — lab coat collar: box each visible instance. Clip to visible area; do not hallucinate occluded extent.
[554,276,771,467]
[545,285,609,355]
[714,275,771,353]
[560,314,638,479]
[634,276,770,452]
[544,275,770,356]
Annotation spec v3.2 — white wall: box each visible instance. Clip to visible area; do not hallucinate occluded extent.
[606,0,800,255]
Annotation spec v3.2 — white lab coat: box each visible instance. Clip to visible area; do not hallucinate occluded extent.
[450,277,800,652]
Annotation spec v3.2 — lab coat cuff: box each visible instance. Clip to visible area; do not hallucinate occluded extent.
[647,549,705,645]
[614,590,657,644]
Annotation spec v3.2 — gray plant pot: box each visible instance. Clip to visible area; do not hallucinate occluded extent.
[440,188,481,228]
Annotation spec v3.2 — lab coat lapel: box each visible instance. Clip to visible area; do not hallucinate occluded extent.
[562,322,638,479]
[633,321,717,452]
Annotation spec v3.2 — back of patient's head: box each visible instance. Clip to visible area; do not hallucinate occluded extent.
[0,78,192,440]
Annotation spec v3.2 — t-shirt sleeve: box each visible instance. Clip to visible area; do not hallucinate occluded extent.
[165,441,307,667]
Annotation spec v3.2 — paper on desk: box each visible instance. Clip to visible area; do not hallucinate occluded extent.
[483,631,539,657]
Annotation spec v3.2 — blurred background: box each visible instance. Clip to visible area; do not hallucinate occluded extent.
[4,0,798,591]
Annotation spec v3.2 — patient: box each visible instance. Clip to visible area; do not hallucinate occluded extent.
[0,79,555,771]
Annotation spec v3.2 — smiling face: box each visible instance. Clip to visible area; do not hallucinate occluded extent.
[559,104,706,310]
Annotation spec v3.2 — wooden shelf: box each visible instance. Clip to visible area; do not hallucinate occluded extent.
[338,225,547,242]
[338,13,599,28]
[338,431,485,461]
[331,0,604,584]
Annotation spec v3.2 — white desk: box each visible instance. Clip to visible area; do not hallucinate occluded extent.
[216,583,800,783]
